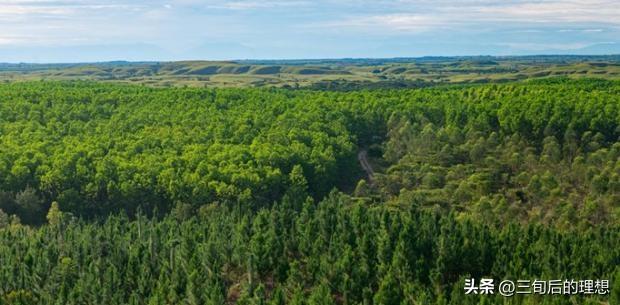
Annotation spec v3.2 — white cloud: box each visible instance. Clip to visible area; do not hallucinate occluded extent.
[323,0,620,33]
[473,0,620,24]
[496,41,616,51]
[497,42,590,50]
[0,1,167,47]
[215,1,309,10]
[0,36,24,45]
[0,0,618,57]
[325,14,449,32]
[165,0,310,10]
[558,28,605,33]
[0,1,150,17]
[0,4,70,16]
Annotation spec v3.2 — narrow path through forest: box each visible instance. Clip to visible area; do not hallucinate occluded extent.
[358,149,374,182]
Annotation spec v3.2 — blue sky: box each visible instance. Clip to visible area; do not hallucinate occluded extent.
[0,0,619,62]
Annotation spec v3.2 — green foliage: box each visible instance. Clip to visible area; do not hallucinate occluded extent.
[0,79,618,304]
[0,82,358,219]
[0,199,616,305]
[13,187,44,225]
[0,209,8,229]
[612,268,620,305]
[372,80,620,226]
[308,282,335,305]
[2,289,38,305]
[0,80,617,225]
[46,201,63,226]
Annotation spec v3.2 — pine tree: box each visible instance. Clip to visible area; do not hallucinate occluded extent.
[47,201,63,226]
[0,208,8,228]
[268,286,286,305]
[308,282,334,305]
[289,286,306,305]
[374,270,402,305]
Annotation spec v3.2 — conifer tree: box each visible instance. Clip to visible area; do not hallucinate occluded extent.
[46,201,63,226]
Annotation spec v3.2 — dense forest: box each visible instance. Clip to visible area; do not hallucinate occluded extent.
[0,79,618,304]
[1,198,619,305]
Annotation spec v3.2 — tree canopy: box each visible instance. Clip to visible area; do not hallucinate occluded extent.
[0,79,618,304]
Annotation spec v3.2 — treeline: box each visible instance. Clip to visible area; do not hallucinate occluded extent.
[1,191,618,305]
[0,79,618,226]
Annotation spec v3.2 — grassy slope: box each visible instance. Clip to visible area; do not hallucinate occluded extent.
[0,56,619,88]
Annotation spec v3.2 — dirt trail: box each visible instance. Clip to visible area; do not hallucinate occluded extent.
[358,149,374,182]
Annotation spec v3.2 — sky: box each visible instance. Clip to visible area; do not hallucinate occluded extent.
[0,0,619,62]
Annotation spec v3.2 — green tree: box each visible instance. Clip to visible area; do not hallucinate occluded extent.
[308,283,334,305]
[46,201,64,226]
[374,271,402,305]
[14,187,44,225]
[611,268,620,305]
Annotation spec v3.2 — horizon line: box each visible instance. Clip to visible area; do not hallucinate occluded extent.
[1,54,620,65]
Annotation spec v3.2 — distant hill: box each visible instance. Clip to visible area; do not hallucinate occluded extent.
[1,55,619,88]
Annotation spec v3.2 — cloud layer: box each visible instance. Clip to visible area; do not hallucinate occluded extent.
[0,0,618,61]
